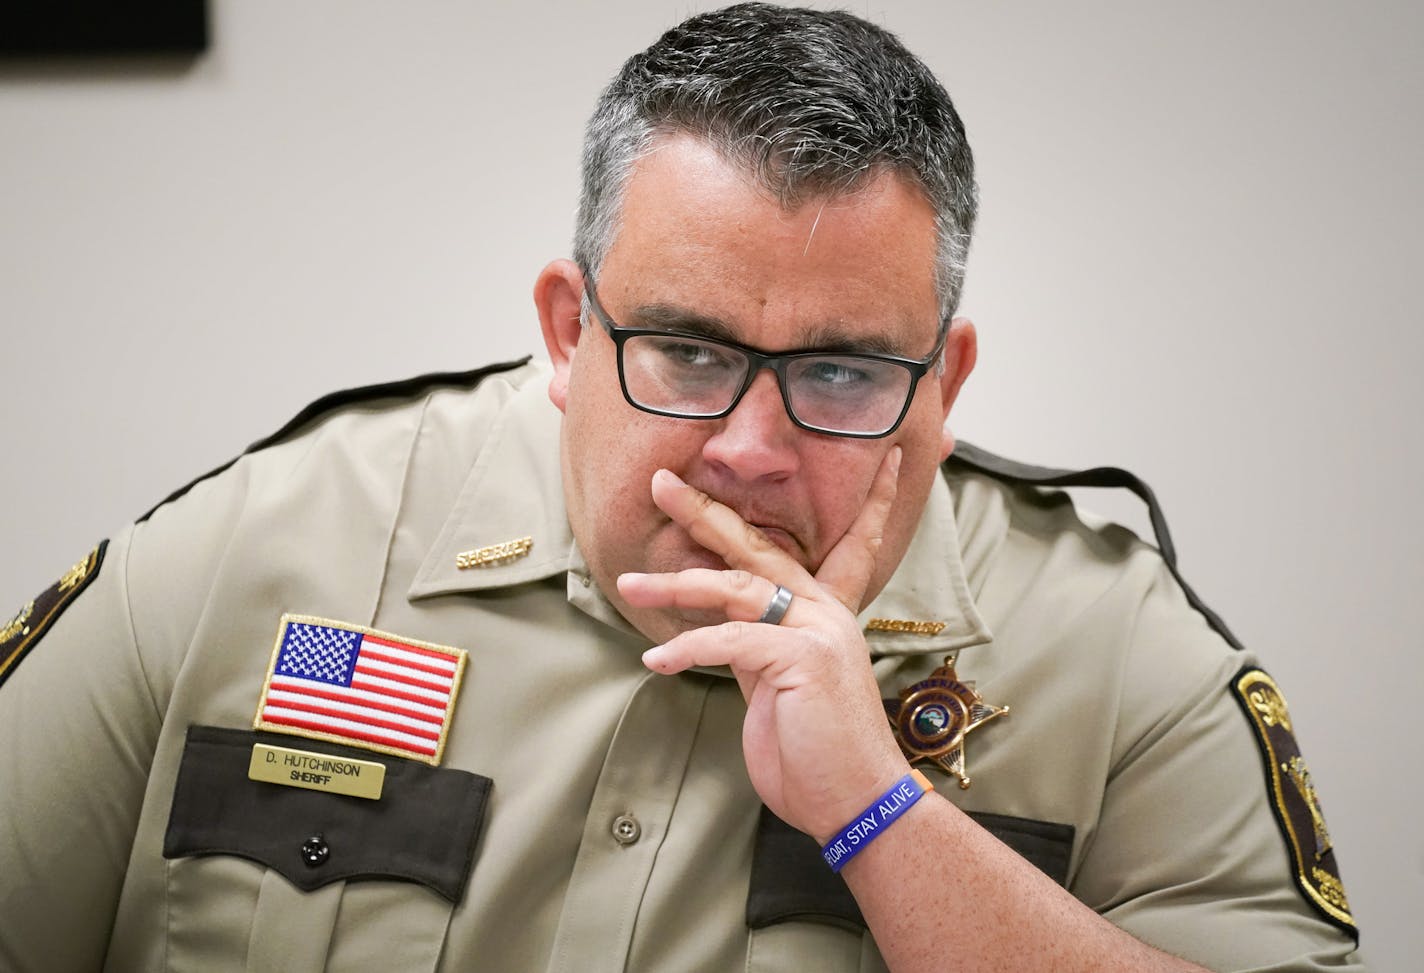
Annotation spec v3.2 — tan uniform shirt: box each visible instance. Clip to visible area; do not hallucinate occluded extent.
[0,361,1363,972]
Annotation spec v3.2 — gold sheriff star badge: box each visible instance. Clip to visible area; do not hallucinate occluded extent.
[885,655,1008,789]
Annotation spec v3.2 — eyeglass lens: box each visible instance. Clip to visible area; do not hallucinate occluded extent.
[622,332,914,435]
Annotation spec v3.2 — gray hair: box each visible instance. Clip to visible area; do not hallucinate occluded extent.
[574,2,978,318]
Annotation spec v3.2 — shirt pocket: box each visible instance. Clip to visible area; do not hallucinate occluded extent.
[161,725,491,973]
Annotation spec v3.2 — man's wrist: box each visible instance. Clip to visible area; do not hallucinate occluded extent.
[808,759,915,845]
[819,769,934,872]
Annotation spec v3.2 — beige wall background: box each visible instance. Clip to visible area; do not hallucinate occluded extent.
[2,1,1417,966]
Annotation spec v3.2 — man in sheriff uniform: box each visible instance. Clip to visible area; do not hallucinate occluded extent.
[0,5,1365,971]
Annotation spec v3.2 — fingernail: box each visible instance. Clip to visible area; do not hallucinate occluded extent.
[654,469,686,488]
[890,445,902,473]
[642,647,665,668]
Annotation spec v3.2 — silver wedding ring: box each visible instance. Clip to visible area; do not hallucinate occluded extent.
[758,585,794,626]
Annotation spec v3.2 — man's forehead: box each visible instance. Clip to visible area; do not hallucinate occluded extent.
[597,135,941,352]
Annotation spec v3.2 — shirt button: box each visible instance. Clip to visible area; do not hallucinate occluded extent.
[301,835,330,868]
[611,814,641,846]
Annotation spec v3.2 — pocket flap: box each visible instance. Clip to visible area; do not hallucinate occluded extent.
[163,725,492,902]
[746,807,865,932]
[746,806,1075,930]
[968,811,1074,887]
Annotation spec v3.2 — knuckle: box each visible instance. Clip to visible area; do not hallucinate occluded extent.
[746,524,776,550]
[727,569,758,592]
[803,631,834,658]
[724,620,755,642]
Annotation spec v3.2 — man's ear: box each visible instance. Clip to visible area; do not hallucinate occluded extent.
[533,259,586,412]
[937,316,978,461]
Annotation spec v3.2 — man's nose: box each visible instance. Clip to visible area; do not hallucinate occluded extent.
[700,369,801,482]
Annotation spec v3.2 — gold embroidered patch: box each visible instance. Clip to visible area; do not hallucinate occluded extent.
[1232,666,1355,935]
[0,542,107,689]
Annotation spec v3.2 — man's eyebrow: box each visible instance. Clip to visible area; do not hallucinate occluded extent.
[797,325,906,358]
[629,303,912,357]
[629,304,740,343]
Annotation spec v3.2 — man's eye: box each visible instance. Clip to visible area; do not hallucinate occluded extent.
[657,340,737,370]
[803,359,873,386]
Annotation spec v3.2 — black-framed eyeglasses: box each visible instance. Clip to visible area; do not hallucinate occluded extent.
[582,272,948,439]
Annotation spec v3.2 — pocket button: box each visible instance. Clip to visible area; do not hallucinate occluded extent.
[301,835,330,868]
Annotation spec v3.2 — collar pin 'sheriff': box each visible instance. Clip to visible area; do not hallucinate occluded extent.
[456,536,533,570]
[885,654,1008,789]
[866,618,947,636]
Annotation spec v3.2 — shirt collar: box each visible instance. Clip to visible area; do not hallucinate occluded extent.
[856,470,993,656]
[407,373,573,598]
[408,365,993,656]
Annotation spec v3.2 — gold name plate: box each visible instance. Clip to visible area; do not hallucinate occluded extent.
[248,743,386,800]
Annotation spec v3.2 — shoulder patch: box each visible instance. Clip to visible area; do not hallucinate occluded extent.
[0,541,108,689]
[1231,666,1356,936]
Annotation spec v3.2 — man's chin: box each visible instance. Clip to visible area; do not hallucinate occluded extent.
[647,528,812,575]
[669,605,728,629]
[644,535,731,575]
[620,600,727,646]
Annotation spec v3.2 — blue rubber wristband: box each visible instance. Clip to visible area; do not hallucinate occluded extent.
[820,770,932,873]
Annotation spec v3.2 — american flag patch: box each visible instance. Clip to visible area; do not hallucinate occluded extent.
[254,614,467,765]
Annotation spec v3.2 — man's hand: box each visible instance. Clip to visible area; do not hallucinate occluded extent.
[617,447,910,842]
[619,449,1216,973]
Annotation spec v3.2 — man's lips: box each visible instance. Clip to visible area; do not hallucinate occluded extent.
[655,479,812,566]
[749,524,803,561]
[654,520,809,572]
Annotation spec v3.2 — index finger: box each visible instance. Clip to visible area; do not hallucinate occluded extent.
[649,469,816,590]
[814,445,900,611]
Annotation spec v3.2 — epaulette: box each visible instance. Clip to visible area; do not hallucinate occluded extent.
[137,357,532,524]
[946,440,1243,651]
